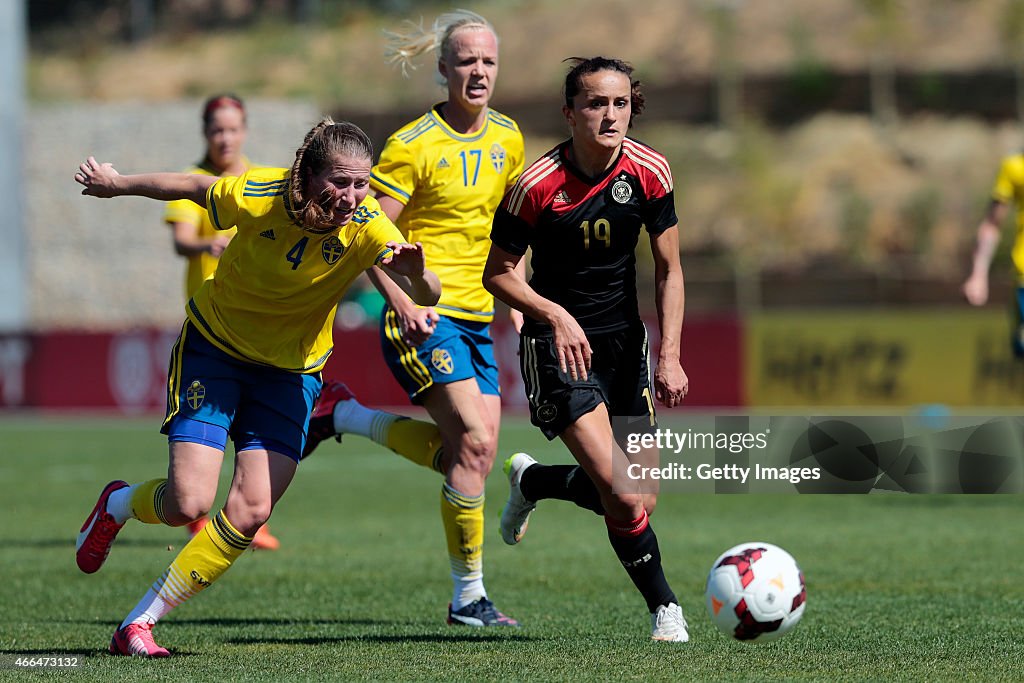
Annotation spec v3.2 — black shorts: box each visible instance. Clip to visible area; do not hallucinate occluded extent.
[519,321,657,440]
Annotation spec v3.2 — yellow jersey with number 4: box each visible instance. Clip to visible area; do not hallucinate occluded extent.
[370,106,524,323]
[187,167,402,373]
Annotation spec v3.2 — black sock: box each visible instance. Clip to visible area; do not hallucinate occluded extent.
[520,465,604,514]
[606,512,676,612]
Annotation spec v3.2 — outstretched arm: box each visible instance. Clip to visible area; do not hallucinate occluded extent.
[75,156,216,205]
[963,200,1009,306]
[650,226,688,408]
[379,241,442,307]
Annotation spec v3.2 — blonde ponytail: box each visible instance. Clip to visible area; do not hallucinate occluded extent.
[384,9,496,79]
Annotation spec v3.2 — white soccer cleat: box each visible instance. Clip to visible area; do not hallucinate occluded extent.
[499,452,538,545]
[651,603,690,642]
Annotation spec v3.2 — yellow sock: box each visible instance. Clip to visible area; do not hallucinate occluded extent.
[440,483,486,608]
[130,478,168,525]
[158,510,251,604]
[385,418,445,473]
[122,510,253,626]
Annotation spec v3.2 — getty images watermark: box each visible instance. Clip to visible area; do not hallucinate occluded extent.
[622,426,822,486]
[610,415,1024,494]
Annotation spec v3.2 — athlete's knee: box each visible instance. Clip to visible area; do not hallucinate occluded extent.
[162,490,214,527]
[452,427,498,476]
[644,493,658,516]
[601,491,645,522]
[223,497,273,537]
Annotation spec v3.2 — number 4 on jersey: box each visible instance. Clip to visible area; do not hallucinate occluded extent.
[286,236,309,270]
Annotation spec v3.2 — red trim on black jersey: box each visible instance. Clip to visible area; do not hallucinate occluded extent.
[622,138,673,194]
[504,147,561,219]
[491,138,678,335]
[502,139,674,224]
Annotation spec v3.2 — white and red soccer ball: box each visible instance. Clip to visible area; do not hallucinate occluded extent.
[705,542,806,642]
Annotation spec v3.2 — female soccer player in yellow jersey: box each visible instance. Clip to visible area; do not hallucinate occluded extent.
[165,94,248,299]
[163,93,279,551]
[963,152,1024,357]
[73,118,441,657]
[302,10,526,627]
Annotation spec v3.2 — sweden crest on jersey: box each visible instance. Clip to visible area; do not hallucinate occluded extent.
[489,143,506,173]
[322,235,345,264]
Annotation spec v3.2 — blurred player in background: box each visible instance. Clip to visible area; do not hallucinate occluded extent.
[164,93,279,551]
[74,118,441,657]
[963,151,1024,357]
[483,57,690,642]
[303,10,525,627]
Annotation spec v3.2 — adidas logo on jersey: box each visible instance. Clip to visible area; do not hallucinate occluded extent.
[553,190,572,204]
[437,157,450,169]
[259,229,276,240]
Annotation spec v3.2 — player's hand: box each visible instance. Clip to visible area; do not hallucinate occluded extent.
[962,273,989,306]
[381,241,426,277]
[75,156,121,197]
[208,234,232,257]
[549,308,592,381]
[397,305,439,347]
[654,359,688,408]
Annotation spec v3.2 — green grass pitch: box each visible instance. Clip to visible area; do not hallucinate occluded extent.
[1,415,1022,682]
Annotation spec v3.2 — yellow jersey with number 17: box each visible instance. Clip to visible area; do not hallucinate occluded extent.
[991,154,1024,283]
[370,106,524,323]
[186,167,402,373]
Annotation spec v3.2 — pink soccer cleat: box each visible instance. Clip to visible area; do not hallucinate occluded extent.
[109,622,170,657]
[76,480,129,574]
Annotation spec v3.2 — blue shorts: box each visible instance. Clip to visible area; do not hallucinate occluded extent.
[161,321,323,461]
[380,309,500,404]
[1013,287,1024,358]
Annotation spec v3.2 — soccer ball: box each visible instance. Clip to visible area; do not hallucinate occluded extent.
[704,542,806,642]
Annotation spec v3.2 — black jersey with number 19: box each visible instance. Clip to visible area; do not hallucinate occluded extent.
[491,137,677,336]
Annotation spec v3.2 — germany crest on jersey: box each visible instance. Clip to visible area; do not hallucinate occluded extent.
[491,137,677,336]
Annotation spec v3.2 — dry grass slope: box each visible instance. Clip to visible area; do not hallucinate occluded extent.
[28,0,1022,106]
[28,0,1024,311]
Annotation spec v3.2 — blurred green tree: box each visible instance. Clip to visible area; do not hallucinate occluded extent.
[857,0,905,128]
[1002,0,1024,127]
[705,0,743,130]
